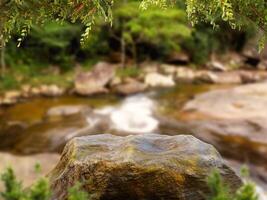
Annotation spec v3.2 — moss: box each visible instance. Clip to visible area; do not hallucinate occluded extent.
[116,67,142,78]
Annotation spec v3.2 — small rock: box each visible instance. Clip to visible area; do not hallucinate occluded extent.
[145,72,175,87]
[257,60,267,70]
[2,90,21,105]
[114,81,147,95]
[208,61,227,72]
[141,64,159,74]
[46,105,90,117]
[239,71,261,83]
[21,84,32,98]
[167,51,190,64]
[195,71,218,84]
[4,90,21,99]
[75,62,115,96]
[40,85,64,97]
[110,76,122,86]
[161,64,178,75]
[214,72,242,84]
[30,87,42,96]
[175,67,196,83]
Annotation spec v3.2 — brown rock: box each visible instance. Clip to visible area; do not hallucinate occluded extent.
[2,90,22,105]
[46,105,90,117]
[145,72,175,87]
[75,62,115,96]
[49,134,241,200]
[207,61,227,72]
[194,71,218,84]
[167,52,190,64]
[40,85,65,97]
[175,67,196,83]
[114,81,147,95]
[214,72,242,84]
[30,87,42,96]
[180,82,267,166]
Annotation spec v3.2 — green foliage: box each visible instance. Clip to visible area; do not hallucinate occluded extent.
[1,0,259,69]
[142,0,266,47]
[0,167,90,200]
[0,0,113,46]
[0,167,51,200]
[0,75,19,91]
[235,183,258,200]
[0,0,266,50]
[184,22,256,64]
[5,21,83,71]
[207,170,259,200]
[28,178,51,200]
[116,66,141,78]
[85,0,191,62]
[207,170,232,200]
[0,168,24,200]
[68,183,89,200]
[0,166,260,200]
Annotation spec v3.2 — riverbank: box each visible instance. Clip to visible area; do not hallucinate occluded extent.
[1,60,267,106]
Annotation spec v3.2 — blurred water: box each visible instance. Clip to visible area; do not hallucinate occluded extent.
[94,95,158,134]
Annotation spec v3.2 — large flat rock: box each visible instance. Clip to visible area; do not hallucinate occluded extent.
[174,82,267,186]
[183,82,267,120]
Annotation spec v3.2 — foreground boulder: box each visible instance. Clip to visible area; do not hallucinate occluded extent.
[75,62,115,96]
[49,134,241,200]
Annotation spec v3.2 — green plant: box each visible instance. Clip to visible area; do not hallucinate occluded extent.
[0,167,24,200]
[0,167,92,200]
[1,166,260,200]
[207,170,258,200]
[116,66,141,78]
[0,75,19,90]
[68,183,89,200]
[207,170,232,200]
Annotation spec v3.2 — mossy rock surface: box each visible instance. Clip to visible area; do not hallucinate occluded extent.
[49,134,241,200]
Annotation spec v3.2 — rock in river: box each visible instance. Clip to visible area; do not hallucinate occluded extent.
[181,82,267,166]
[145,72,175,88]
[49,134,241,200]
[114,81,147,95]
[75,62,115,96]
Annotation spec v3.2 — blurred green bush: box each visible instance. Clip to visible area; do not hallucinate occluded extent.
[4,0,257,70]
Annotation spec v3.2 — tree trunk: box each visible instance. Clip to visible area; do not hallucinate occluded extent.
[0,39,6,77]
[120,33,126,68]
[132,41,138,67]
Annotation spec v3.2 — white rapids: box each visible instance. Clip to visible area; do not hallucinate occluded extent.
[93,95,159,134]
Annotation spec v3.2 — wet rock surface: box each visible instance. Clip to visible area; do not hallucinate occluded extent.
[49,134,241,200]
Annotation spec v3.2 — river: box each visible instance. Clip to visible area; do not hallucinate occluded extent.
[0,83,266,198]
